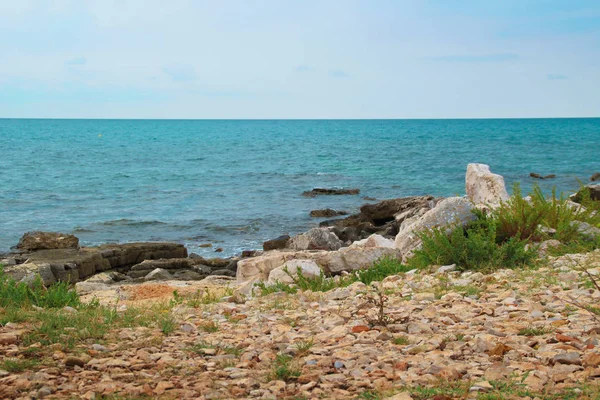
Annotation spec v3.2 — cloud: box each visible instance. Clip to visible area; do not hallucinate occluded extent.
[429,53,519,62]
[329,69,348,78]
[65,56,86,66]
[547,74,568,80]
[162,66,196,82]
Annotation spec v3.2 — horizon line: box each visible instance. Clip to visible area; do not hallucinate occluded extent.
[0,116,599,121]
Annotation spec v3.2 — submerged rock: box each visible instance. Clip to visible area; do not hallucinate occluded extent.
[302,188,360,197]
[309,209,348,218]
[530,172,556,179]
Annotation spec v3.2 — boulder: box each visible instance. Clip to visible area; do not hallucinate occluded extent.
[2,262,56,286]
[394,197,476,261]
[16,231,79,251]
[267,259,322,285]
[592,173,600,182]
[98,242,188,269]
[466,164,509,206]
[288,228,343,251]
[302,188,360,197]
[574,184,600,202]
[309,209,348,218]
[263,235,290,251]
[571,221,600,241]
[144,268,173,281]
[236,251,297,282]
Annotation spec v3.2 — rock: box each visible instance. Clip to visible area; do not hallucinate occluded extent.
[199,243,212,248]
[350,234,395,249]
[2,262,56,286]
[538,239,562,257]
[583,353,600,367]
[310,209,348,218]
[530,173,556,180]
[0,334,18,345]
[288,228,343,251]
[553,352,582,365]
[302,188,360,197]
[591,172,600,182]
[385,392,413,400]
[171,270,206,280]
[267,259,322,285]
[316,246,401,274]
[572,184,600,202]
[466,163,509,205]
[65,356,86,367]
[144,268,173,281]
[209,269,236,277]
[437,264,456,273]
[16,231,79,251]
[571,221,600,240]
[394,197,476,260]
[215,247,223,252]
[263,235,290,251]
[413,292,435,302]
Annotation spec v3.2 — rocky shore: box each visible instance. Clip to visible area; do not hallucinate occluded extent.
[1,164,600,399]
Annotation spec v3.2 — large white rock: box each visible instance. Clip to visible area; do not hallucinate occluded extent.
[394,197,476,261]
[466,163,509,206]
[267,259,322,285]
[288,228,343,251]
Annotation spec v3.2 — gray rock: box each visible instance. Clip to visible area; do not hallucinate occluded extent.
[288,228,343,251]
[144,268,173,281]
[394,197,476,260]
[553,352,582,365]
[210,269,236,277]
[172,270,206,280]
[437,264,457,273]
[571,221,600,240]
[310,209,348,218]
[130,258,195,271]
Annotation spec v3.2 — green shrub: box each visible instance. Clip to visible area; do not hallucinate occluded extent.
[409,211,537,272]
[494,184,544,243]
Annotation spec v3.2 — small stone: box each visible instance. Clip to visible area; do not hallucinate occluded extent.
[0,334,18,345]
[553,352,582,365]
[413,292,435,302]
[63,306,78,313]
[65,356,86,367]
[437,264,456,273]
[180,323,196,333]
[91,344,108,352]
[385,392,413,400]
[37,386,53,398]
[583,353,600,367]
[352,325,370,333]
[154,381,174,395]
[469,381,493,392]
[334,361,345,369]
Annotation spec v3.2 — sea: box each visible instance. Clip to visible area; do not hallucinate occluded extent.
[1,118,598,256]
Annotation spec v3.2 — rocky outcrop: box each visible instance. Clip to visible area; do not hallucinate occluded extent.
[309,209,348,218]
[466,163,509,206]
[16,231,79,251]
[591,172,600,182]
[320,196,435,243]
[4,242,188,285]
[288,228,343,251]
[262,235,290,251]
[394,197,476,261]
[236,247,401,282]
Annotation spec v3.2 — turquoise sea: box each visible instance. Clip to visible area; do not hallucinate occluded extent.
[1,118,598,256]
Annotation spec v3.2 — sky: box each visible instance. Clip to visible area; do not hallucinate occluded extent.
[0,0,599,119]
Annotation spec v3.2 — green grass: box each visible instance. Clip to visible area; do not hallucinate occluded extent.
[158,313,177,335]
[392,335,410,345]
[0,266,80,309]
[294,338,314,356]
[1,358,39,372]
[270,353,301,382]
[257,256,411,296]
[518,326,553,336]
[199,320,219,333]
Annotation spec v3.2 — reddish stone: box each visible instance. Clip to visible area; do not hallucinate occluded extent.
[351,325,370,333]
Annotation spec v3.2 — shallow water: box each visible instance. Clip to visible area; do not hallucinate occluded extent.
[1,118,598,256]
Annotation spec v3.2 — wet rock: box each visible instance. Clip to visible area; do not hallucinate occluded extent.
[310,209,348,218]
[302,188,360,197]
[16,231,79,251]
[263,235,290,251]
[530,172,556,179]
[591,172,600,182]
[466,163,509,206]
